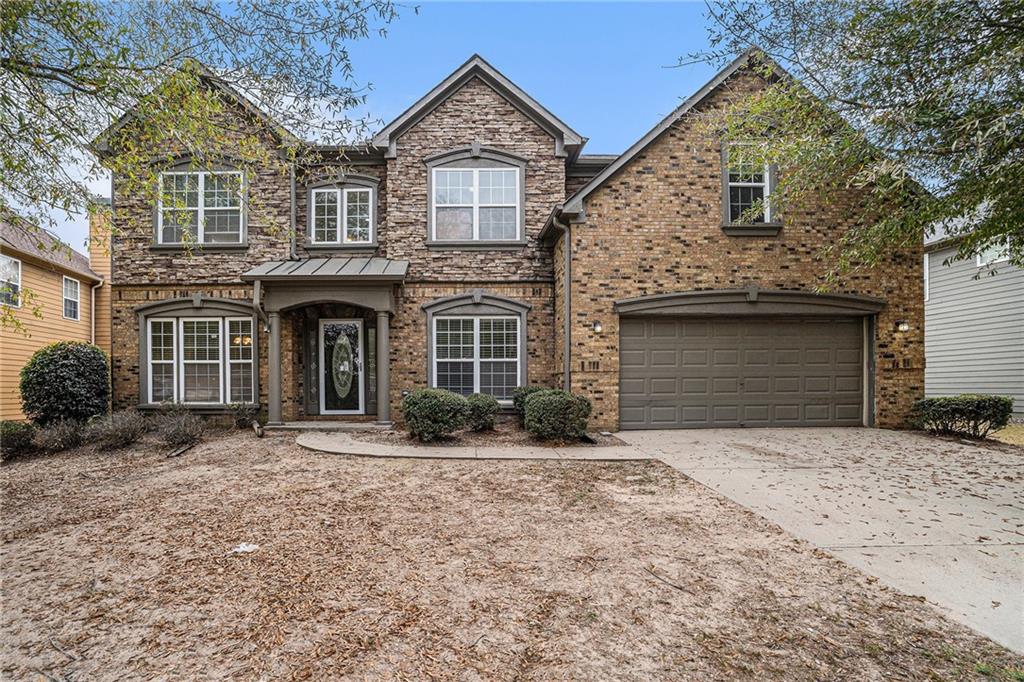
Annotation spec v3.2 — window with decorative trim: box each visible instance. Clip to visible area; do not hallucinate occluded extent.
[146,316,255,405]
[433,316,520,401]
[432,167,519,241]
[311,186,373,245]
[158,170,244,245]
[62,276,80,320]
[0,255,21,307]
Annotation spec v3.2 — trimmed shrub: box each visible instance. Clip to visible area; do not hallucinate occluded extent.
[89,410,149,450]
[402,389,469,442]
[34,419,86,453]
[909,394,1013,439]
[157,405,206,447]
[524,389,592,441]
[20,341,109,425]
[512,386,549,425]
[1,421,37,460]
[466,393,500,431]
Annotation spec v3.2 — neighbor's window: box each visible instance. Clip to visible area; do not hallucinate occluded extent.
[725,147,772,224]
[976,242,1010,267]
[0,255,21,307]
[311,187,373,245]
[433,316,519,401]
[158,171,243,245]
[62,276,80,321]
[147,317,254,405]
[432,167,519,241]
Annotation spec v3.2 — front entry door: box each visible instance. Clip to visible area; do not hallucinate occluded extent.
[319,319,364,414]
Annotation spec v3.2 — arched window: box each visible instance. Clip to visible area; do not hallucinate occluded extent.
[422,289,530,402]
[425,145,526,245]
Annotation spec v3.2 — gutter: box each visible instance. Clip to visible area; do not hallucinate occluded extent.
[552,213,572,391]
[90,279,103,344]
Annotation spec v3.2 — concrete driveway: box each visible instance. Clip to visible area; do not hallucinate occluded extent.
[620,427,1024,652]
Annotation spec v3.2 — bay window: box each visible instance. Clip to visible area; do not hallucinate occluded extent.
[158,170,244,245]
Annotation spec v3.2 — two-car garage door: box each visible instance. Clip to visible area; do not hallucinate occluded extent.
[620,317,865,429]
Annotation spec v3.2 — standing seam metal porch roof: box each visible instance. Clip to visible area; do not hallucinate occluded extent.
[241,257,409,282]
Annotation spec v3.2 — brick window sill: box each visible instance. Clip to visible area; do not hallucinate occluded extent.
[721,223,782,237]
[150,243,249,253]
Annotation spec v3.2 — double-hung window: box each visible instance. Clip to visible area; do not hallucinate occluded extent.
[158,171,243,245]
[311,186,373,245]
[724,145,773,225]
[146,317,254,405]
[0,255,21,307]
[62,276,80,321]
[433,316,519,402]
[433,167,519,241]
[976,242,1010,267]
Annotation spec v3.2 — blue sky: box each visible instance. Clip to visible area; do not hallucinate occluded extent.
[60,1,719,253]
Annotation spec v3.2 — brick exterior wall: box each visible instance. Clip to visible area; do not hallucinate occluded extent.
[561,69,924,430]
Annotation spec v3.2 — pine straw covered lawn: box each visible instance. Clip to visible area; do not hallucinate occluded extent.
[2,431,1021,681]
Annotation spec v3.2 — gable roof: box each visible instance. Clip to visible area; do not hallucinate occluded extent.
[91,60,300,158]
[562,47,777,214]
[371,54,584,159]
[0,219,101,281]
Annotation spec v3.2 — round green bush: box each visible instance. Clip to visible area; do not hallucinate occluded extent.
[524,389,592,441]
[466,393,500,431]
[402,389,469,442]
[512,385,549,425]
[909,394,1013,439]
[20,341,109,426]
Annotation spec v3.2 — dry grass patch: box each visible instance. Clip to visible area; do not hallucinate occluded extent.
[1,432,1020,680]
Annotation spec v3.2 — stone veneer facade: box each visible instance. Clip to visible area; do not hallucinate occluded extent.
[107,58,923,430]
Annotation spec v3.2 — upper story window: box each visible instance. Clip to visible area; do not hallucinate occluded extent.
[722,144,777,230]
[976,242,1009,267]
[308,175,379,248]
[426,145,526,245]
[158,170,244,245]
[62,276,80,321]
[0,255,21,307]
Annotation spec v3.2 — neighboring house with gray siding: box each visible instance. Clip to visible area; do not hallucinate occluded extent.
[924,238,1024,417]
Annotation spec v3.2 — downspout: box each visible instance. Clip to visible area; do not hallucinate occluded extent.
[289,161,297,260]
[553,213,572,391]
[90,279,103,344]
[252,279,269,332]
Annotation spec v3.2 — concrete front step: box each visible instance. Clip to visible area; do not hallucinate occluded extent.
[295,431,649,461]
[266,421,391,432]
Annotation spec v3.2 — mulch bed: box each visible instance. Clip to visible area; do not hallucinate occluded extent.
[349,417,626,448]
[1,431,1021,680]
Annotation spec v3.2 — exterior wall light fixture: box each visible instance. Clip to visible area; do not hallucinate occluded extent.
[592,321,603,334]
[896,320,910,332]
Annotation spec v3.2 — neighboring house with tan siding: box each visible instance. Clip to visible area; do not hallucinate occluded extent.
[0,214,109,421]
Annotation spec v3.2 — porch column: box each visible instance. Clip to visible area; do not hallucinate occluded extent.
[376,310,391,424]
[268,311,283,424]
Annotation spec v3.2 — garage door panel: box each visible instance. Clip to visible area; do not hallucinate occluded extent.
[620,316,865,429]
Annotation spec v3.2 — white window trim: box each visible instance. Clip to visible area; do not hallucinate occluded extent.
[226,317,255,404]
[310,187,374,245]
[976,246,1010,267]
[431,167,520,242]
[923,253,930,302]
[178,317,224,405]
[148,319,177,404]
[431,315,520,404]
[157,170,243,245]
[727,166,772,224]
[62,276,80,321]
[0,255,21,308]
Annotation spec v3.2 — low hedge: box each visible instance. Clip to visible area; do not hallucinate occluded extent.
[909,394,1013,439]
[466,393,500,431]
[512,386,549,425]
[34,419,86,453]
[402,389,469,442]
[1,421,36,460]
[524,389,592,441]
[157,405,206,447]
[89,410,149,450]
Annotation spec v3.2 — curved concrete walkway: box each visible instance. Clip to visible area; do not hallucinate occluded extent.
[296,431,649,461]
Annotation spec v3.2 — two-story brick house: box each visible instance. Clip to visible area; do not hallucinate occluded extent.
[96,51,923,430]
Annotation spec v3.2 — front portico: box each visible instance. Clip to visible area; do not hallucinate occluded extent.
[242,257,409,425]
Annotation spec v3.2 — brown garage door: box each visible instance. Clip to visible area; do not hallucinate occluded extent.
[620,317,864,429]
